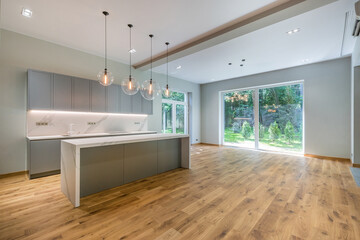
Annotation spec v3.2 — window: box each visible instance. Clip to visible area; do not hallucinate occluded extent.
[222,82,304,153]
[162,91,187,134]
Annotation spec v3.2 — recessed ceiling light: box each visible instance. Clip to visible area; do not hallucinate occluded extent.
[240,64,244,67]
[228,63,232,65]
[176,65,182,69]
[242,59,246,62]
[129,48,136,53]
[302,59,310,63]
[287,28,300,35]
[21,8,32,18]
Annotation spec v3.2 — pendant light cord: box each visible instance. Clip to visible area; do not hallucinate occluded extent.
[104,13,107,70]
[166,42,169,86]
[150,35,153,81]
[129,25,132,78]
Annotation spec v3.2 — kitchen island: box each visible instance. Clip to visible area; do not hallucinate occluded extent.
[61,133,190,207]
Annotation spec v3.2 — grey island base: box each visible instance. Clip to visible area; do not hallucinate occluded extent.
[61,133,190,207]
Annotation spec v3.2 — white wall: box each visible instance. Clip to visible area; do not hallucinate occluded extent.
[201,57,351,158]
[0,29,201,174]
[351,37,360,164]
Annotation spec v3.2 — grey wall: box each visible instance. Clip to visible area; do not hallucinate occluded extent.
[201,57,351,158]
[352,37,360,164]
[0,29,200,174]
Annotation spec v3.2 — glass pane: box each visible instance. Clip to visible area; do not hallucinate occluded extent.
[176,104,185,134]
[259,84,303,153]
[223,90,255,148]
[162,91,185,102]
[162,103,173,133]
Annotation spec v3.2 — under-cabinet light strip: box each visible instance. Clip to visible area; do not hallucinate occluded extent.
[29,110,148,117]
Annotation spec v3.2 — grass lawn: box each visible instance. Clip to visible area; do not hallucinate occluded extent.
[224,128,302,152]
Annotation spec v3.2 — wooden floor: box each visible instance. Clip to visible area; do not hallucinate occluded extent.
[1,145,360,240]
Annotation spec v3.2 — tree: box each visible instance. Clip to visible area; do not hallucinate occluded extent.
[284,121,295,144]
[259,124,266,139]
[268,121,281,141]
[241,121,252,139]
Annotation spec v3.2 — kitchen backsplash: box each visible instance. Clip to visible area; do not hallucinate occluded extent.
[27,111,148,136]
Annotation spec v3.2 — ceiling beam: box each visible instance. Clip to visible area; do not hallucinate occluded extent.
[133,0,338,70]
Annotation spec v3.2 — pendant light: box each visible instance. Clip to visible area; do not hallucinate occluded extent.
[97,11,114,86]
[140,34,161,101]
[121,24,140,95]
[163,42,171,97]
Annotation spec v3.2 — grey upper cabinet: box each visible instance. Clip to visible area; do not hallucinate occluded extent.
[27,69,153,114]
[131,92,142,114]
[53,74,72,111]
[106,84,120,113]
[72,77,90,112]
[141,97,153,115]
[119,89,132,113]
[91,81,106,112]
[28,70,53,110]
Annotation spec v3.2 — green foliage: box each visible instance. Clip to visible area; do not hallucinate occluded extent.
[241,121,252,139]
[284,121,295,143]
[259,124,266,139]
[162,91,185,102]
[232,122,241,133]
[268,121,281,141]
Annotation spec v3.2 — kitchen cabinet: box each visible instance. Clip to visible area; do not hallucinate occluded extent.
[28,70,53,110]
[53,74,72,111]
[72,77,90,112]
[29,140,61,178]
[131,92,142,114]
[157,139,181,173]
[27,69,153,114]
[106,84,120,113]
[91,81,106,112]
[119,89,132,113]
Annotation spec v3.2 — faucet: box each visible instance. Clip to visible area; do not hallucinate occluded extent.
[68,123,76,136]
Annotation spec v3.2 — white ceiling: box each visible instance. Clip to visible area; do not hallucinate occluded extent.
[0,0,276,64]
[0,0,357,84]
[153,0,358,84]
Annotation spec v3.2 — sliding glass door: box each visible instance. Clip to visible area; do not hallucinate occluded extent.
[224,90,255,148]
[223,82,303,153]
[162,91,188,134]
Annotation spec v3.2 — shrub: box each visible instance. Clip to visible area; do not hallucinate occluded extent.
[241,121,252,139]
[232,122,240,133]
[259,124,266,139]
[284,121,295,143]
[268,121,281,141]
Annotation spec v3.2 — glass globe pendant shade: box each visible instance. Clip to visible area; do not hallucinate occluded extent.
[140,79,161,101]
[97,69,114,86]
[121,76,140,95]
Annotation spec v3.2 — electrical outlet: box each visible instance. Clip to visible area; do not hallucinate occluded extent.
[87,122,97,125]
[36,122,48,126]
[134,122,140,125]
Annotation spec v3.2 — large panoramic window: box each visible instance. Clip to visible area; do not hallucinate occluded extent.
[162,91,187,134]
[223,82,303,153]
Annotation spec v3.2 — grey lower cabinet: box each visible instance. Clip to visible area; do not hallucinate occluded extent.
[157,139,181,173]
[123,141,158,184]
[28,70,53,110]
[80,145,124,197]
[29,140,61,178]
[27,69,153,114]
[72,77,90,112]
[53,74,72,111]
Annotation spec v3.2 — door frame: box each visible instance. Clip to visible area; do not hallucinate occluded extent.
[220,80,305,153]
[162,91,188,134]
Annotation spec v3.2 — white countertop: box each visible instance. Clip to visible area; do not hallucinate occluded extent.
[27,131,157,141]
[63,133,189,148]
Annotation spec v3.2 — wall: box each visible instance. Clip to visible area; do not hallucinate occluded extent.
[352,37,360,164]
[0,29,201,174]
[201,57,351,158]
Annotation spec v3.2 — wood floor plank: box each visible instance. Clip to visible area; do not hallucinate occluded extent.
[0,145,359,240]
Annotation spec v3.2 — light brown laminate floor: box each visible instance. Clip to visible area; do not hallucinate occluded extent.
[1,145,360,239]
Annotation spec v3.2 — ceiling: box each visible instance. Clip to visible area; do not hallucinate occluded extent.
[153,0,358,83]
[0,0,358,84]
[0,0,276,64]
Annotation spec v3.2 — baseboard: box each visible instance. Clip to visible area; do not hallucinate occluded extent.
[353,163,360,168]
[29,170,60,179]
[304,154,351,163]
[198,143,221,146]
[0,170,29,179]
